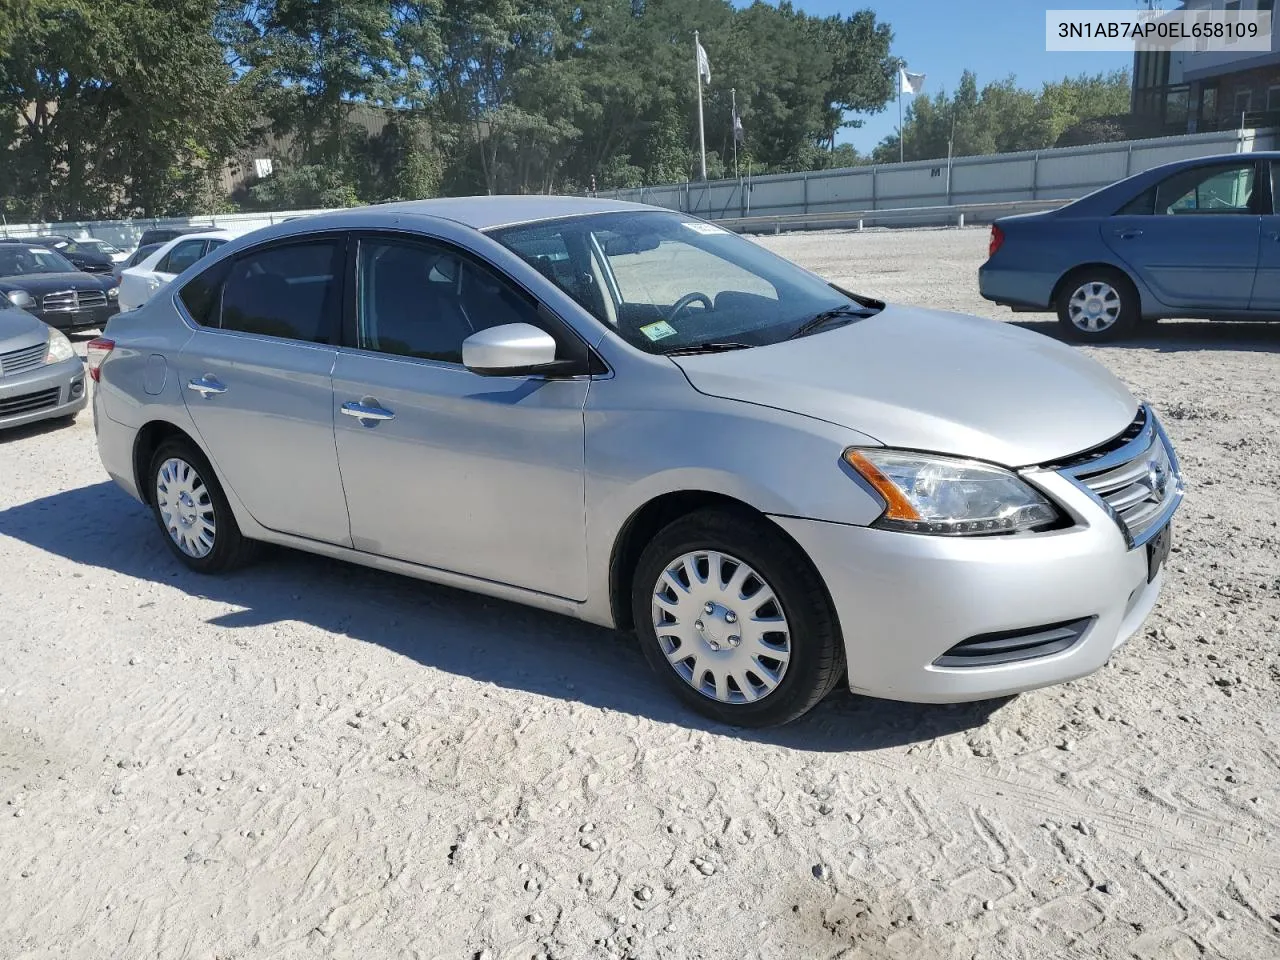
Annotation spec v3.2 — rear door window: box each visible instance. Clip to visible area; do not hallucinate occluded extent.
[158,240,209,275]
[217,240,343,343]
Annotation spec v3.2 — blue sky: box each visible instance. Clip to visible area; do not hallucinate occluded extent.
[730,0,1135,152]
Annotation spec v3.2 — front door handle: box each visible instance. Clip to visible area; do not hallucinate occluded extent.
[341,400,396,423]
[187,376,227,397]
[1115,228,1144,240]
[1267,230,1280,241]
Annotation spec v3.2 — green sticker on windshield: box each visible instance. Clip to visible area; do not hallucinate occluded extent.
[639,320,678,342]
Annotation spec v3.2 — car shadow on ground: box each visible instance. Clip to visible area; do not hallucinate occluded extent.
[0,481,1008,752]
[1009,315,1280,353]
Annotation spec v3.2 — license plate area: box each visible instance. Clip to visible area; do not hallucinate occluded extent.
[1146,523,1172,583]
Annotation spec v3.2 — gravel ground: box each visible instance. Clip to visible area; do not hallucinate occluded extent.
[1,226,1277,960]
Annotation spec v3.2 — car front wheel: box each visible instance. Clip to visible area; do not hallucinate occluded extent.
[631,508,843,727]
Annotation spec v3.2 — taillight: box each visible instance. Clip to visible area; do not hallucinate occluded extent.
[988,224,1005,258]
[86,337,115,382]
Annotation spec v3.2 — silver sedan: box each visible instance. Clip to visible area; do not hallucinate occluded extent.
[90,197,1182,726]
[0,307,88,430]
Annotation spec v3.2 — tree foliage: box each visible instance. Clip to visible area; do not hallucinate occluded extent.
[873,69,1132,163]
[1,1,1131,221]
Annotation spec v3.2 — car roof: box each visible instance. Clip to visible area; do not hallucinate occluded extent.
[335,195,658,231]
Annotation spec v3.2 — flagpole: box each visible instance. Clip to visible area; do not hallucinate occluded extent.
[695,30,707,181]
[732,87,739,182]
[898,75,904,164]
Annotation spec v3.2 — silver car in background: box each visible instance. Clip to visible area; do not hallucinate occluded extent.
[0,307,87,430]
[90,197,1182,726]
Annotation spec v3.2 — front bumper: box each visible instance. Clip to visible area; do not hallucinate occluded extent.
[0,356,88,430]
[34,302,119,331]
[771,470,1170,703]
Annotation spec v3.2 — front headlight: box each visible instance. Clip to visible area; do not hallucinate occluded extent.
[843,448,1060,535]
[6,289,34,309]
[45,327,75,364]
[106,286,119,299]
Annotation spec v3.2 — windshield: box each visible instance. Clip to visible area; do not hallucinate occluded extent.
[62,238,122,256]
[0,245,78,276]
[490,211,877,353]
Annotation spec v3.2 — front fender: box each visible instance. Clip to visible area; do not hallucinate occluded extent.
[578,378,886,626]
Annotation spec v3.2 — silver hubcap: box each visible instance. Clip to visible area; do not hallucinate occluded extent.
[1067,281,1121,333]
[156,458,216,558]
[651,550,791,704]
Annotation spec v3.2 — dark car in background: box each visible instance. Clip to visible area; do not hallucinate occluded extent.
[137,225,209,248]
[25,235,120,276]
[0,243,119,331]
[980,152,1279,341]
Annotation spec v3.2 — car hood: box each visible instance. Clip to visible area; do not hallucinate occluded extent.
[0,271,113,294]
[0,307,48,353]
[669,305,1137,467]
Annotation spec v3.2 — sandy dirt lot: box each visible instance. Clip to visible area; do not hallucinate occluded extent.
[1,227,1277,960]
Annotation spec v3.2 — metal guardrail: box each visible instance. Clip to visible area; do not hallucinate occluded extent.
[712,199,1072,234]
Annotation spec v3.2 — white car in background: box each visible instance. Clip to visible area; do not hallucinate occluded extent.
[118,229,247,312]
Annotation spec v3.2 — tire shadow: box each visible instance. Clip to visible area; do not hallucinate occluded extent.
[0,481,1008,752]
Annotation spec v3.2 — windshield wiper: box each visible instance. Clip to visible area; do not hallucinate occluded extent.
[786,304,872,341]
[663,341,754,356]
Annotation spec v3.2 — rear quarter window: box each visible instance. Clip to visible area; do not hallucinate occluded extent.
[178,259,229,326]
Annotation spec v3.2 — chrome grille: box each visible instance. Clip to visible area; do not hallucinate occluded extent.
[1057,404,1182,546]
[42,289,107,311]
[0,342,47,377]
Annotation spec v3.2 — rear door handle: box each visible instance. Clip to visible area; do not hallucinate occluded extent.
[1267,230,1280,241]
[1115,228,1143,239]
[341,400,395,423]
[187,376,227,397]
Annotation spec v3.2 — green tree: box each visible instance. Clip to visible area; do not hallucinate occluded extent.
[0,0,247,220]
[874,68,1131,163]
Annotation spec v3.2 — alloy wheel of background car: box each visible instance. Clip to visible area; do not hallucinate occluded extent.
[155,457,217,559]
[651,549,792,705]
[148,438,256,573]
[1056,268,1141,342]
[632,507,843,727]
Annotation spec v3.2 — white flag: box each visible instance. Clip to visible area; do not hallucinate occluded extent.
[899,67,926,95]
[697,40,711,83]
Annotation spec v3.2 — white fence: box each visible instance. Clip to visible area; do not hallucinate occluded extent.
[0,208,339,250]
[600,127,1279,221]
[4,127,1275,246]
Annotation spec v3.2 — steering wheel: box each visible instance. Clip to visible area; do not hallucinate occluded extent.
[668,291,713,323]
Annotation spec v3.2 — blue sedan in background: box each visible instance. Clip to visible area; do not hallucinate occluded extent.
[980,152,1276,341]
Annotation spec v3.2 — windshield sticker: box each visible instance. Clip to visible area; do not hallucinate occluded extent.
[639,320,678,341]
[28,248,47,255]
[683,222,728,236]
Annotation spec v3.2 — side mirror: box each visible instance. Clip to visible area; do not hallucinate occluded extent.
[462,322,581,377]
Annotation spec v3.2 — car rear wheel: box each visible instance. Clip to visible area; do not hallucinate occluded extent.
[631,508,843,727]
[148,438,255,573]
[1056,268,1141,342]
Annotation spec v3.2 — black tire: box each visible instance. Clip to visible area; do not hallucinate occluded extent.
[631,508,844,727]
[148,437,255,573]
[1055,267,1141,342]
